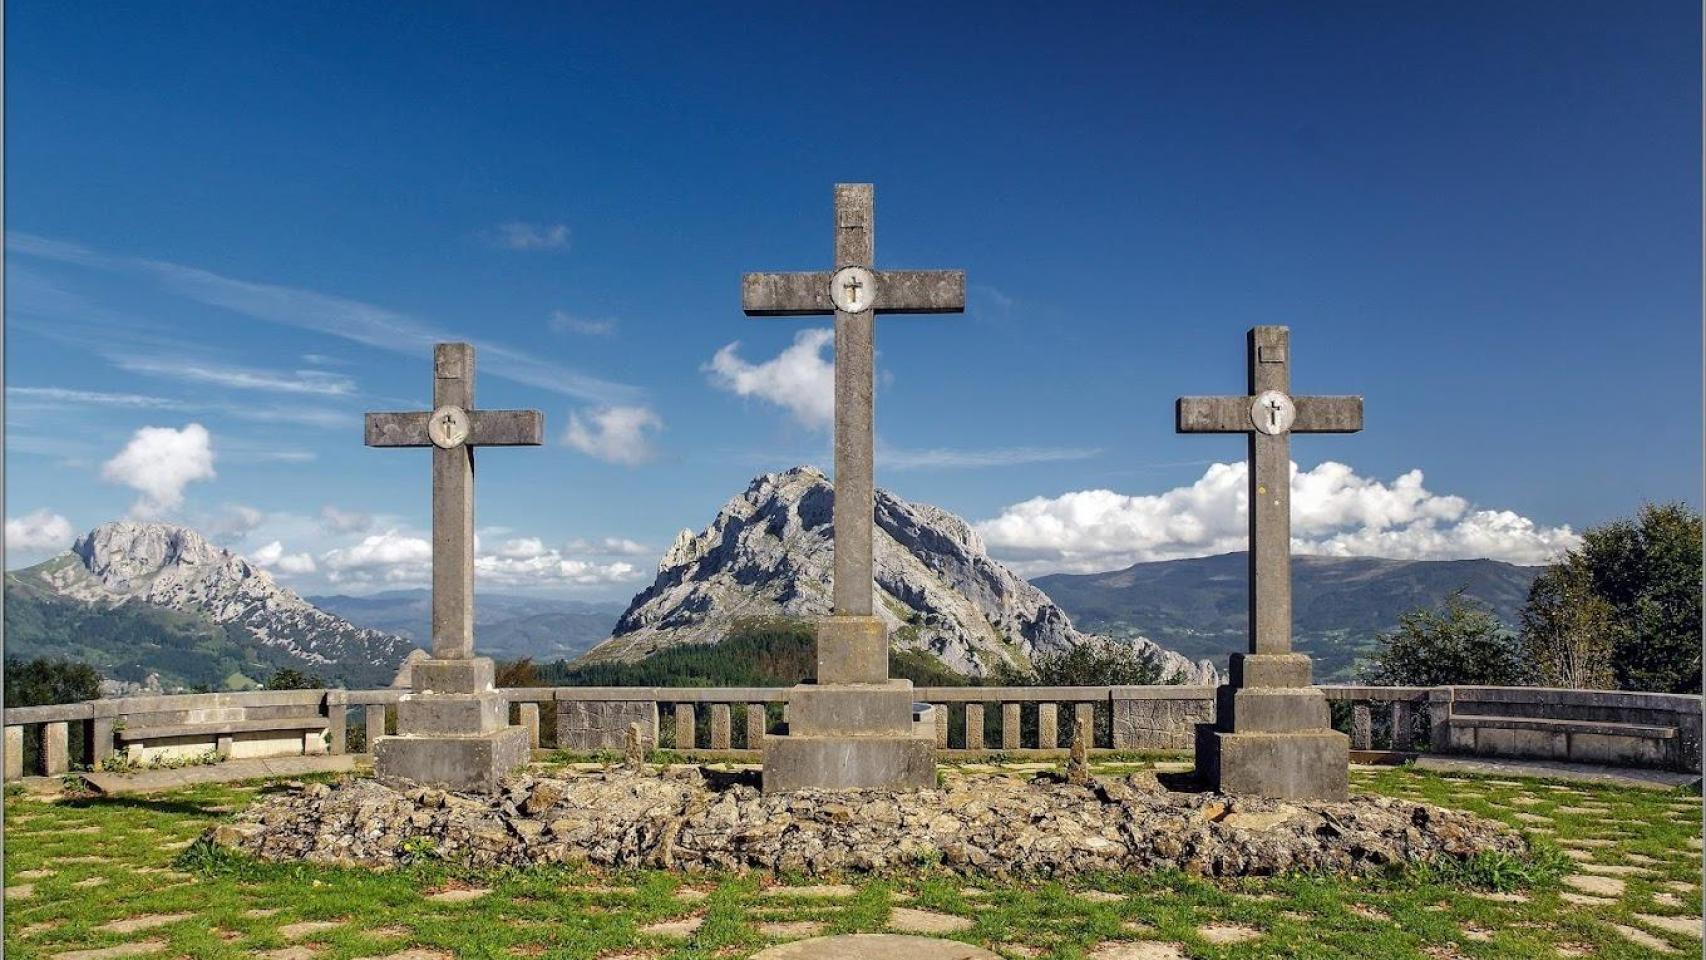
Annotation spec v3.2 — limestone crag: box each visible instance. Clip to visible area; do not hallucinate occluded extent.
[25,521,411,674]
[586,466,1214,681]
[215,768,1525,878]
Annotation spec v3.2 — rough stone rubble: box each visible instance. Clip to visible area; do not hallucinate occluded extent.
[213,768,1524,878]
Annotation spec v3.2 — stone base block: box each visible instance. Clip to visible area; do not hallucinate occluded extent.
[1214,685,1330,733]
[815,616,888,685]
[1228,653,1313,688]
[785,680,916,736]
[396,692,505,736]
[411,657,495,695]
[761,732,935,793]
[374,725,530,794]
[1195,725,1348,801]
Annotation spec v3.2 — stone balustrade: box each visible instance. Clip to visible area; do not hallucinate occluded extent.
[5,683,1699,779]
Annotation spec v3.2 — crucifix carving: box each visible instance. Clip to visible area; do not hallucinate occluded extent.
[1177,326,1362,655]
[365,343,543,660]
[742,183,965,620]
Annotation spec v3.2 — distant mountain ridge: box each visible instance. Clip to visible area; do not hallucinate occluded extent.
[581,466,1217,683]
[1034,552,1542,681]
[5,522,413,690]
[308,589,624,662]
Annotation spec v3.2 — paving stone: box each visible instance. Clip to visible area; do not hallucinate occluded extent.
[1512,813,1552,824]
[96,913,193,934]
[49,942,168,960]
[889,907,974,934]
[368,952,454,960]
[996,946,1042,959]
[1563,874,1625,897]
[1635,913,1702,938]
[1558,837,1615,848]
[1559,892,1616,907]
[20,921,59,937]
[1077,890,1126,903]
[674,888,710,902]
[762,884,859,899]
[759,921,828,940]
[1554,943,1593,957]
[1085,943,1186,960]
[1197,923,1261,944]
[1653,892,1685,908]
[1471,891,1528,903]
[1579,863,1650,876]
[256,949,320,960]
[245,908,282,917]
[15,868,54,879]
[425,887,490,903]
[1611,924,1675,952]
[1663,881,1699,894]
[278,920,344,939]
[753,934,999,959]
[639,914,704,938]
[1347,904,1389,922]
[1460,925,1493,942]
[1561,849,1594,863]
[73,876,108,888]
[6,884,34,899]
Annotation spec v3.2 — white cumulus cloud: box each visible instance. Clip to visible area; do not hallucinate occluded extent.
[320,529,433,584]
[318,505,372,534]
[6,509,74,552]
[101,423,217,517]
[250,540,317,576]
[975,460,1579,576]
[564,405,662,465]
[705,328,835,430]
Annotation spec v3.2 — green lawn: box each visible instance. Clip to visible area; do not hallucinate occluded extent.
[3,762,1700,959]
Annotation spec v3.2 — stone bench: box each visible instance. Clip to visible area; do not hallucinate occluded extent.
[118,717,330,762]
[1446,713,1680,769]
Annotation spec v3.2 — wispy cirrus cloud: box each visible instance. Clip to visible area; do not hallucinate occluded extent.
[488,222,571,251]
[7,232,642,406]
[115,356,356,396]
[549,310,616,337]
[880,445,1101,470]
[6,385,351,430]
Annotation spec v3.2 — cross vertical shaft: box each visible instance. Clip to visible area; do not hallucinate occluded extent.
[432,344,476,659]
[833,183,875,618]
[1247,327,1290,655]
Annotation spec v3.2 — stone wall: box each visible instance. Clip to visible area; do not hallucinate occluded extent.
[555,700,659,752]
[1110,687,1216,750]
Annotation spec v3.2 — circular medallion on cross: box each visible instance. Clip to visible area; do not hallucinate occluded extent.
[428,405,472,449]
[829,266,876,314]
[1250,390,1296,435]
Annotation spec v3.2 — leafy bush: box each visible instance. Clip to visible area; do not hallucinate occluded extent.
[1362,591,1531,686]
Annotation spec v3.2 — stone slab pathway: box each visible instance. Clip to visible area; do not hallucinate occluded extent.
[752,934,998,959]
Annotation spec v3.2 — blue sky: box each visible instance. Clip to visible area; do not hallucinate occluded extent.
[5,3,1700,597]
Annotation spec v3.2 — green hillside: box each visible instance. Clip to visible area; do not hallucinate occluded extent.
[1034,553,1541,682]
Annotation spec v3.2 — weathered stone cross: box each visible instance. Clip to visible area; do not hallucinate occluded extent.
[366,343,544,660]
[362,343,543,793]
[1176,326,1362,801]
[1177,326,1362,655]
[742,183,965,624]
[744,184,961,793]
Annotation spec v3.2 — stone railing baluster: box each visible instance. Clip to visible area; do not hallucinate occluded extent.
[1038,702,1058,749]
[674,703,696,751]
[1002,702,1021,750]
[964,703,985,751]
[710,703,732,750]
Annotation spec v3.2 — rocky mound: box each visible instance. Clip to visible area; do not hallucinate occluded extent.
[212,768,1523,878]
[586,466,1215,682]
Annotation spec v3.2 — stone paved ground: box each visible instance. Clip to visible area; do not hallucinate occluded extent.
[2,761,1700,959]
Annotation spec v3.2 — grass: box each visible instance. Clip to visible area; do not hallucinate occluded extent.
[2,761,1701,959]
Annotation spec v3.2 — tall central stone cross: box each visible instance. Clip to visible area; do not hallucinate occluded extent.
[742,183,963,792]
[1176,326,1363,800]
[363,343,543,793]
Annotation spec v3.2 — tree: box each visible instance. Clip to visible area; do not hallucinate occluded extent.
[1576,503,1702,694]
[1363,591,1531,686]
[5,657,101,708]
[1519,557,1616,689]
[264,668,324,691]
[999,640,1184,686]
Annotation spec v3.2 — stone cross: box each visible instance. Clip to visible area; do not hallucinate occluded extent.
[1176,326,1362,655]
[742,183,965,619]
[365,343,543,659]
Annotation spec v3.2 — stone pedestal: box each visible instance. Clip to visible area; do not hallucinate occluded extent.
[1194,653,1347,801]
[374,656,529,794]
[762,616,936,793]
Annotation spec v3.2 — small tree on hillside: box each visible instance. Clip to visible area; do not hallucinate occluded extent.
[1519,557,1616,689]
[1362,591,1531,687]
[264,668,324,690]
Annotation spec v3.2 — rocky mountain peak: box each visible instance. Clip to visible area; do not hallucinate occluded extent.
[73,520,265,595]
[584,467,1215,682]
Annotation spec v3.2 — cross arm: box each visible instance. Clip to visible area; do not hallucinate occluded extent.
[743,272,833,316]
[873,269,965,314]
[1293,395,1363,433]
[1176,396,1250,433]
[365,409,545,447]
